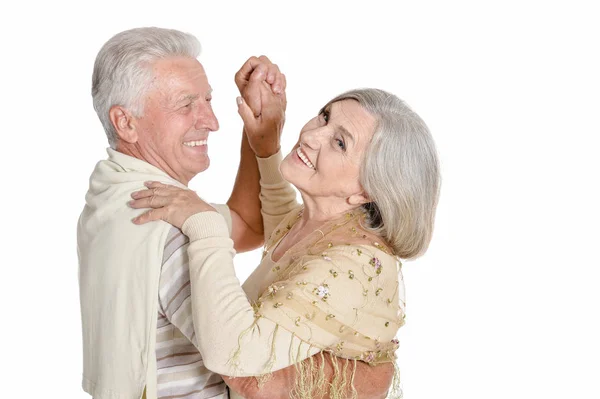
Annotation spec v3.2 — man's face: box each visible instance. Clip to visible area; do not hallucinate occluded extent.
[133,56,219,185]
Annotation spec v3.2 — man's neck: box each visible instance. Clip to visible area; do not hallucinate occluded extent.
[116,143,189,186]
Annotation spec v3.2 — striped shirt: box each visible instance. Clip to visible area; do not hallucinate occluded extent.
[156,227,229,399]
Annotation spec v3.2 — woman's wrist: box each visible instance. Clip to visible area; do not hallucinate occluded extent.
[254,145,281,158]
[182,211,230,240]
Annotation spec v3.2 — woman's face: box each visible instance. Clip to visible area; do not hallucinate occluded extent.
[281,99,376,204]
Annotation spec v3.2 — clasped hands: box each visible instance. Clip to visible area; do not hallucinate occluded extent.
[129,56,286,227]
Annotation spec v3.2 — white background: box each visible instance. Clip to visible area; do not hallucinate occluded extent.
[1,0,599,398]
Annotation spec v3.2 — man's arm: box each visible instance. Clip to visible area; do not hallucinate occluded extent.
[223,353,395,399]
[227,56,287,253]
[227,131,264,253]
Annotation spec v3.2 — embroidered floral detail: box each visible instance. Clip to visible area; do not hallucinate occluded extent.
[370,257,383,274]
[314,285,330,301]
[363,351,376,363]
[267,284,281,297]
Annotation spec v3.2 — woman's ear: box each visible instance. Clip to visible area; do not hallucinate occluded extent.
[109,105,138,144]
[348,191,370,206]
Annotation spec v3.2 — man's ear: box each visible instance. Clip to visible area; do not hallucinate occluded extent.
[348,191,370,206]
[109,105,138,144]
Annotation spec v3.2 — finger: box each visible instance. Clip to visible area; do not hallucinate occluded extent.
[144,181,171,189]
[248,63,267,83]
[258,55,272,63]
[237,96,257,128]
[280,73,287,92]
[128,195,170,209]
[131,188,155,200]
[244,80,264,117]
[132,208,165,225]
[266,64,281,91]
[272,69,285,95]
[234,56,261,88]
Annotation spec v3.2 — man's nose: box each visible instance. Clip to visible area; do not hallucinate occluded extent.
[195,104,219,132]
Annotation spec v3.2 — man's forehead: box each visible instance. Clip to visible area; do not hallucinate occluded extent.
[150,58,212,103]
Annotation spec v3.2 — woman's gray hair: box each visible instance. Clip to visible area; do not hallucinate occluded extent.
[92,27,202,148]
[326,89,441,259]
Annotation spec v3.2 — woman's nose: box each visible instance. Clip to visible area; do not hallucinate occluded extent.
[300,127,325,150]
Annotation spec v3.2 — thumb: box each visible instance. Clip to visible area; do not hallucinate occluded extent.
[237,96,257,128]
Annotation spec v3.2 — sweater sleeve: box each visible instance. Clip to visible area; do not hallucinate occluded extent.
[182,211,319,377]
[256,151,299,242]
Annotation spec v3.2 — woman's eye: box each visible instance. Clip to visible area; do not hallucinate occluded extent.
[319,109,330,123]
[335,138,346,151]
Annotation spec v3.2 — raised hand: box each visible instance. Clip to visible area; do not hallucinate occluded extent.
[235,55,287,115]
[129,181,216,228]
[234,56,287,158]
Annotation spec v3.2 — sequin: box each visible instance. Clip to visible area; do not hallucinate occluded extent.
[363,351,375,363]
[273,302,282,308]
[369,257,383,274]
[315,285,330,299]
[375,288,383,296]
[348,270,355,279]
[267,284,280,297]
[329,269,338,277]
[326,314,336,320]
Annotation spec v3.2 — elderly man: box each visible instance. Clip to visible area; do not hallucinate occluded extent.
[78,27,393,399]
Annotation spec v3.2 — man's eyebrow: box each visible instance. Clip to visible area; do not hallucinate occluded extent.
[173,88,213,105]
[172,93,199,105]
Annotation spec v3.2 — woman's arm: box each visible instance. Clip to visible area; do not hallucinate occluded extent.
[256,151,299,242]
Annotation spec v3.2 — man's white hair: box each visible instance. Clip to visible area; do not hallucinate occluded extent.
[92,27,202,148]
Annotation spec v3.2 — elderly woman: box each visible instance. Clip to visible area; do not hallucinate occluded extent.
[130,83,440,398]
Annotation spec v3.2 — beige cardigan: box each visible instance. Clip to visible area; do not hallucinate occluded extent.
[78,149,231,399]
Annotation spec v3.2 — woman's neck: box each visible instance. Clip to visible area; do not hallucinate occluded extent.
[296,193,361,230]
